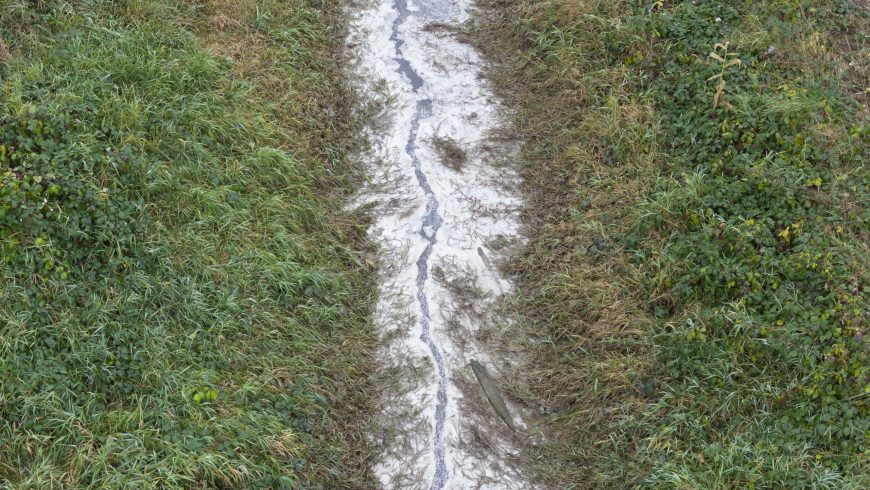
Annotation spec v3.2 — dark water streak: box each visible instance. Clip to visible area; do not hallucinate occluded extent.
[390,0,448,488]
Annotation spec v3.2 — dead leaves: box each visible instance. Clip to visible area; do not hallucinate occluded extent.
[707,42,742,109]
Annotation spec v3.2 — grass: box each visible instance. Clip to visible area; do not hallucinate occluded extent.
[475,0,869,487]
[0,0,376,488]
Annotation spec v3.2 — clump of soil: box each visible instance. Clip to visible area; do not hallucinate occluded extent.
[432,136,467,171]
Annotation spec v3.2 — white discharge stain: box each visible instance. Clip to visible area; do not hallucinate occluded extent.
[347,0,535,487]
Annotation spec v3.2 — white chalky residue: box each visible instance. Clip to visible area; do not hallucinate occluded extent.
[347,0,534,487]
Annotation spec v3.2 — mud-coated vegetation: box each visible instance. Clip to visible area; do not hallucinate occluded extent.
[476,0,868,487]
[0,0,375,487]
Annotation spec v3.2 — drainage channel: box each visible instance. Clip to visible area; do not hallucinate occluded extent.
[349,0,534,487]
[391,0,449,487]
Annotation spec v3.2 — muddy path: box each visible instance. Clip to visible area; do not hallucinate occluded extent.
[347,0,535,487]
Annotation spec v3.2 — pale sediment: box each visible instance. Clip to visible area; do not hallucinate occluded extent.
[347,0,534,487]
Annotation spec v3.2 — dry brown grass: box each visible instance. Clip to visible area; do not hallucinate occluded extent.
[193,0,359,168]
[471,0,660,486]
[423,21,474,44]
[0,38,10,62]
[198,1,271,76]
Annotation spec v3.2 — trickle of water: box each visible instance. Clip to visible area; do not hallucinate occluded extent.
[348,0,535,487]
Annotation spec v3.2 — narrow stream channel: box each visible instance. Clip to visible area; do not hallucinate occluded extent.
[348,0,533,487]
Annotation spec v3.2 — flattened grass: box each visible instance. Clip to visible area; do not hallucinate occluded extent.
[1,0,375,487]
[476,0,869,487]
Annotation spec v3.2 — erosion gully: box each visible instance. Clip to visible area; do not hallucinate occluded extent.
[348,0,534,487]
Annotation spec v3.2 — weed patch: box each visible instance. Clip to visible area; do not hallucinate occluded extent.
[476,0,869,486]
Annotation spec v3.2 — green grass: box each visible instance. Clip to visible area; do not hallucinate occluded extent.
[0,0,375,487]
[476,0,868,487]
